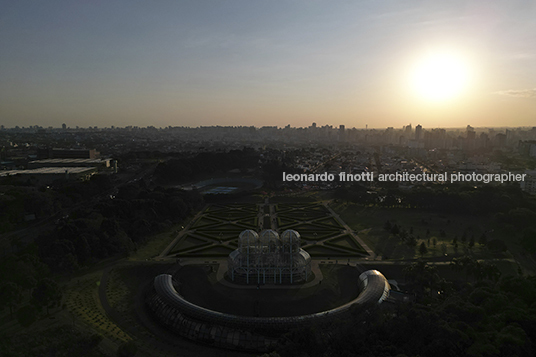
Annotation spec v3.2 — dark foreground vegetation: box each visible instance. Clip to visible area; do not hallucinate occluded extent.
[1,325,105,356]
[3,147,536,356]
[152,148,259,184]
[1,177,203,280]
[35,183,203,273]
[274,269,536,357]
[1,149,263,355]
[0,177,203,356]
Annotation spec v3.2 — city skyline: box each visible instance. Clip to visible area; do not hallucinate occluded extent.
[1,1,535,129]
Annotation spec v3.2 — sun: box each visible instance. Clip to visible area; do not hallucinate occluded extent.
[409,51,471,102]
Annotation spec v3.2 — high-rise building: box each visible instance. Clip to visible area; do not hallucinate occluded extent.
[465,125,476,151]
[521,170,536,194]
[478,132,490,149]
[339,125,345,141]
[415,124,423,141]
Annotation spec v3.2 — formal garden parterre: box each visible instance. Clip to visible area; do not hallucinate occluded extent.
[165,201,369,259]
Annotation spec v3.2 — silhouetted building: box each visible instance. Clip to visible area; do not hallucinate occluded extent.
[28,158,111,169]
[415,124,423,141]
[519,140,536,157]
[494,133,506,148]
[465,126,476,151]
[521,170,536,194]
[339,125,346,142]
[37,148,100,159]
[404,124,412,139]
[0,167,96,185]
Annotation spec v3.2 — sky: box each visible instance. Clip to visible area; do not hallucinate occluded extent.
[1,0,535,129]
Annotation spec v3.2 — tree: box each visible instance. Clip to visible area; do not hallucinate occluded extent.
[403,261,442,297]
[469,236,475,249]
[16,305,37,327]
[399,229,408,241]
[440,243,447,256]
[482,263,501,281]
[169,197,188,219]
[117,341,137,357]
[419,242,428,257]
[479,233,488,246]
[32,278,62,315]
[11,260,38,295]
[488,239,507,253]
[451,256,476,281]
[520,229,536,253]
[407,236,418,248]
[278,324,326,357]
[334,188,350,204]
[0,238,11,256]
[0,282,22,316]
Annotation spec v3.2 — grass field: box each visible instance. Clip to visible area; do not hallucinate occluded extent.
[64,272,131,344]
[331,202,519,262]
[128,218,196,261]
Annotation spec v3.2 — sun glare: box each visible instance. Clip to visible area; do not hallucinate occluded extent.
[409,51,471,102]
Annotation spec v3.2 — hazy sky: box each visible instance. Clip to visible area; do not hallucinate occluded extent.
[1,1,535,129]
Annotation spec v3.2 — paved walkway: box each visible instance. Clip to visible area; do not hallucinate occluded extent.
[158,204,208,258]
[323,202,376,257]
